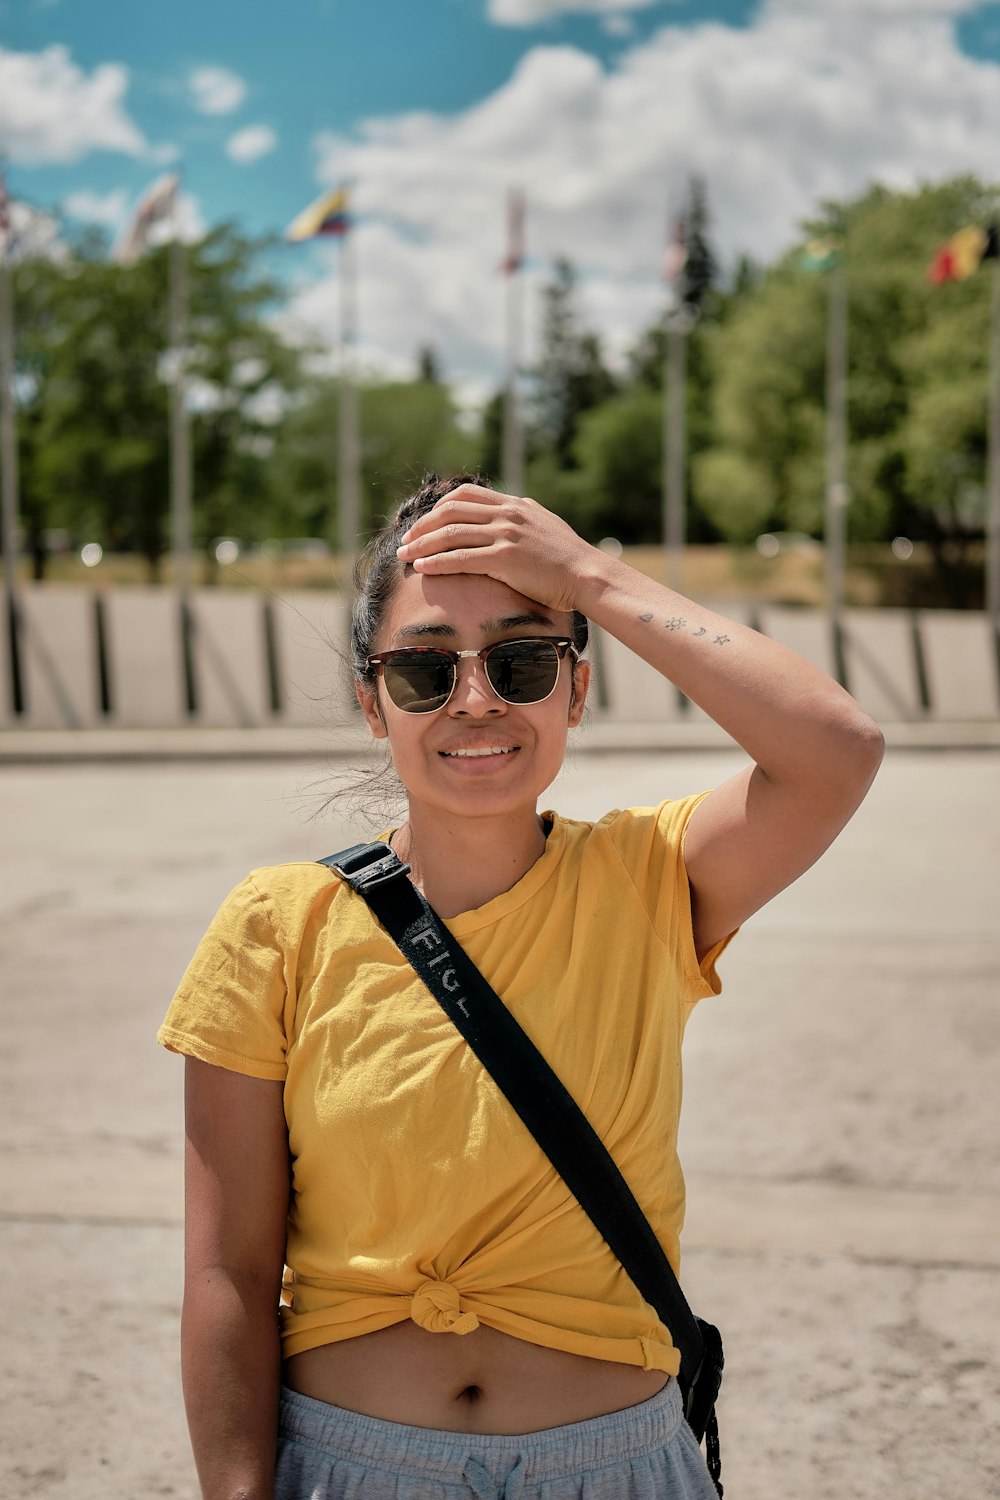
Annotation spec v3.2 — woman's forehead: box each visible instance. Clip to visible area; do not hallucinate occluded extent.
[381,570,568,642]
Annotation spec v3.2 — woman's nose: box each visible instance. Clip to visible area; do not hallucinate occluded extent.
[448,657,504,715]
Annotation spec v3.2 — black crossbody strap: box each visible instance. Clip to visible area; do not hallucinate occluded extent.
[319,841,706,1393]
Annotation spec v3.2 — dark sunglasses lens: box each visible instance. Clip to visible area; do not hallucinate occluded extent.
[485,641,560,703]
[382,654,455,712]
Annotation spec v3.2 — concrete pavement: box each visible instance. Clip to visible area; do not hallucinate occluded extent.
[2,718,1000,763]
[1,749,998,1498]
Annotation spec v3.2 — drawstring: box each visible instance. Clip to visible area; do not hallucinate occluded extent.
[463,1455,526,1500]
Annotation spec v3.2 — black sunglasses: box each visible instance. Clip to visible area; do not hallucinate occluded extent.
[366,637,579,714]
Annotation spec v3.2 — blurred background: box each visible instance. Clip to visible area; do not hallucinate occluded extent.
[1,4,999,1500]
[3,0,1000,742]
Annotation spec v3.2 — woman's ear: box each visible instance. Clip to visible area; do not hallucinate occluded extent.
[356,680,389,741]
[567,660,590,728]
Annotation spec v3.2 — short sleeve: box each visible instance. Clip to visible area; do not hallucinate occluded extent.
[605,793,739,1005]
[157,874,290,1080]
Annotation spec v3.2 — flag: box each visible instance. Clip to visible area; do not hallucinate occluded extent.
[286,186,351,242]
[0,170,10,261]
[500,188,524,275]
[115,173,180,265]
[800,237,840,274]
[663,216,687,284]
[927,224,1000,285]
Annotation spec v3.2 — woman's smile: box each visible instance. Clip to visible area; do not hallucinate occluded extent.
[436,739,522,769]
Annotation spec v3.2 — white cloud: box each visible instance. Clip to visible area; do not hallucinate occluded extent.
[291,1,1000,399]
[151,141,182,165]
[226,124,277,163]
[772,0,975,12]
[63,188,130,228]
[0,44,146,165]
[489,0,657,24]
[5,200,66,263]
[188,65,247,116]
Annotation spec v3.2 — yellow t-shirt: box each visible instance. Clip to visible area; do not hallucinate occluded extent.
[157,794,736,1375]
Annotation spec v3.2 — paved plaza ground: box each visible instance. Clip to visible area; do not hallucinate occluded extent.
[1,746,998,1499]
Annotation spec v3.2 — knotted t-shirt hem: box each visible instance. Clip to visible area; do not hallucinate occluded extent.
[280,1297,679,1376]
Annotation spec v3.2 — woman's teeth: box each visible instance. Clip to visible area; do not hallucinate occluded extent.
[442,746,516,758]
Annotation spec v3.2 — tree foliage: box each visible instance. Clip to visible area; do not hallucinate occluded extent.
[14,225,303,578]
[531,258,617,469]
[694,176,998,598]
[266,373,479,541]
[7,175,1000,605]
[677,174,717,319]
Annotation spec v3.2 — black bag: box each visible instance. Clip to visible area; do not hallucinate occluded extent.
[320,841,724,1496]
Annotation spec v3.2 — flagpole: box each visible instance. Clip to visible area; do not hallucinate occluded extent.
[662,205,687,596]
[502,189,524,496]
[337,225,361,570]
[663,309,687,595]
[825,259,848,621]
[502,265,524,496]
[0,219,22,714]
[168,204,193,594]
[986,259,1000,639]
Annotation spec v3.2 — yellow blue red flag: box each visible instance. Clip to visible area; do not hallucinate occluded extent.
[286,186,351,242]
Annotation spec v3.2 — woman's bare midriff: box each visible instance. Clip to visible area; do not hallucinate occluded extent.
[284,1321,670,1435]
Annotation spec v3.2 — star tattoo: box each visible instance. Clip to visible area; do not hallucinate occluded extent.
[713,634,731,645]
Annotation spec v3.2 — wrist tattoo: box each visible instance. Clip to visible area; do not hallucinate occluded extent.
[639,612,654,623]
[693,626,707,637]
[713,634,731,645]
[664,617,686,631]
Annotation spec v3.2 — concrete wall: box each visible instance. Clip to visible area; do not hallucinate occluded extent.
[2,588,998,728]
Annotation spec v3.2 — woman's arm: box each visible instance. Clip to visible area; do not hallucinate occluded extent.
[557,549,884,956]
[396,484,885,956]
[181,1057,290,1500]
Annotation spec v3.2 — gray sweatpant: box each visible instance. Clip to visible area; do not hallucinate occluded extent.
[274,1377,719,1499]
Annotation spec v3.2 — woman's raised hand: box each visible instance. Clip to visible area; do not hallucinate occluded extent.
[395,484,595,614]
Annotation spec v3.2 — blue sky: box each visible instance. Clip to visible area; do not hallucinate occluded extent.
[2,0,765,241]
[4,0,1000,400]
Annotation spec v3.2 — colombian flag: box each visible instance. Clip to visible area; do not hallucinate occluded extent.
[927,224,999,285]
[286,186,351,242]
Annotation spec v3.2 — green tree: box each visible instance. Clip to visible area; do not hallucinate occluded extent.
[360,378,479,528]
[478,389,504,483]
[532,258,617,471]
[571,387,663,543]
[677,174,717,318]
[184,226,306,578]
[20,247,171,575]
[15,223,304,579]
[693,175,1000,599]
[623,316,722,545]
[416,344,443,384]
[267,372,479,543]
[693,270,828,543]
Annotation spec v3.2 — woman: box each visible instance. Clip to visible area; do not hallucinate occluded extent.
[159,474,883,1500]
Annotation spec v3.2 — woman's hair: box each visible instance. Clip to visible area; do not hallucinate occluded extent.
[351,472,589,686]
